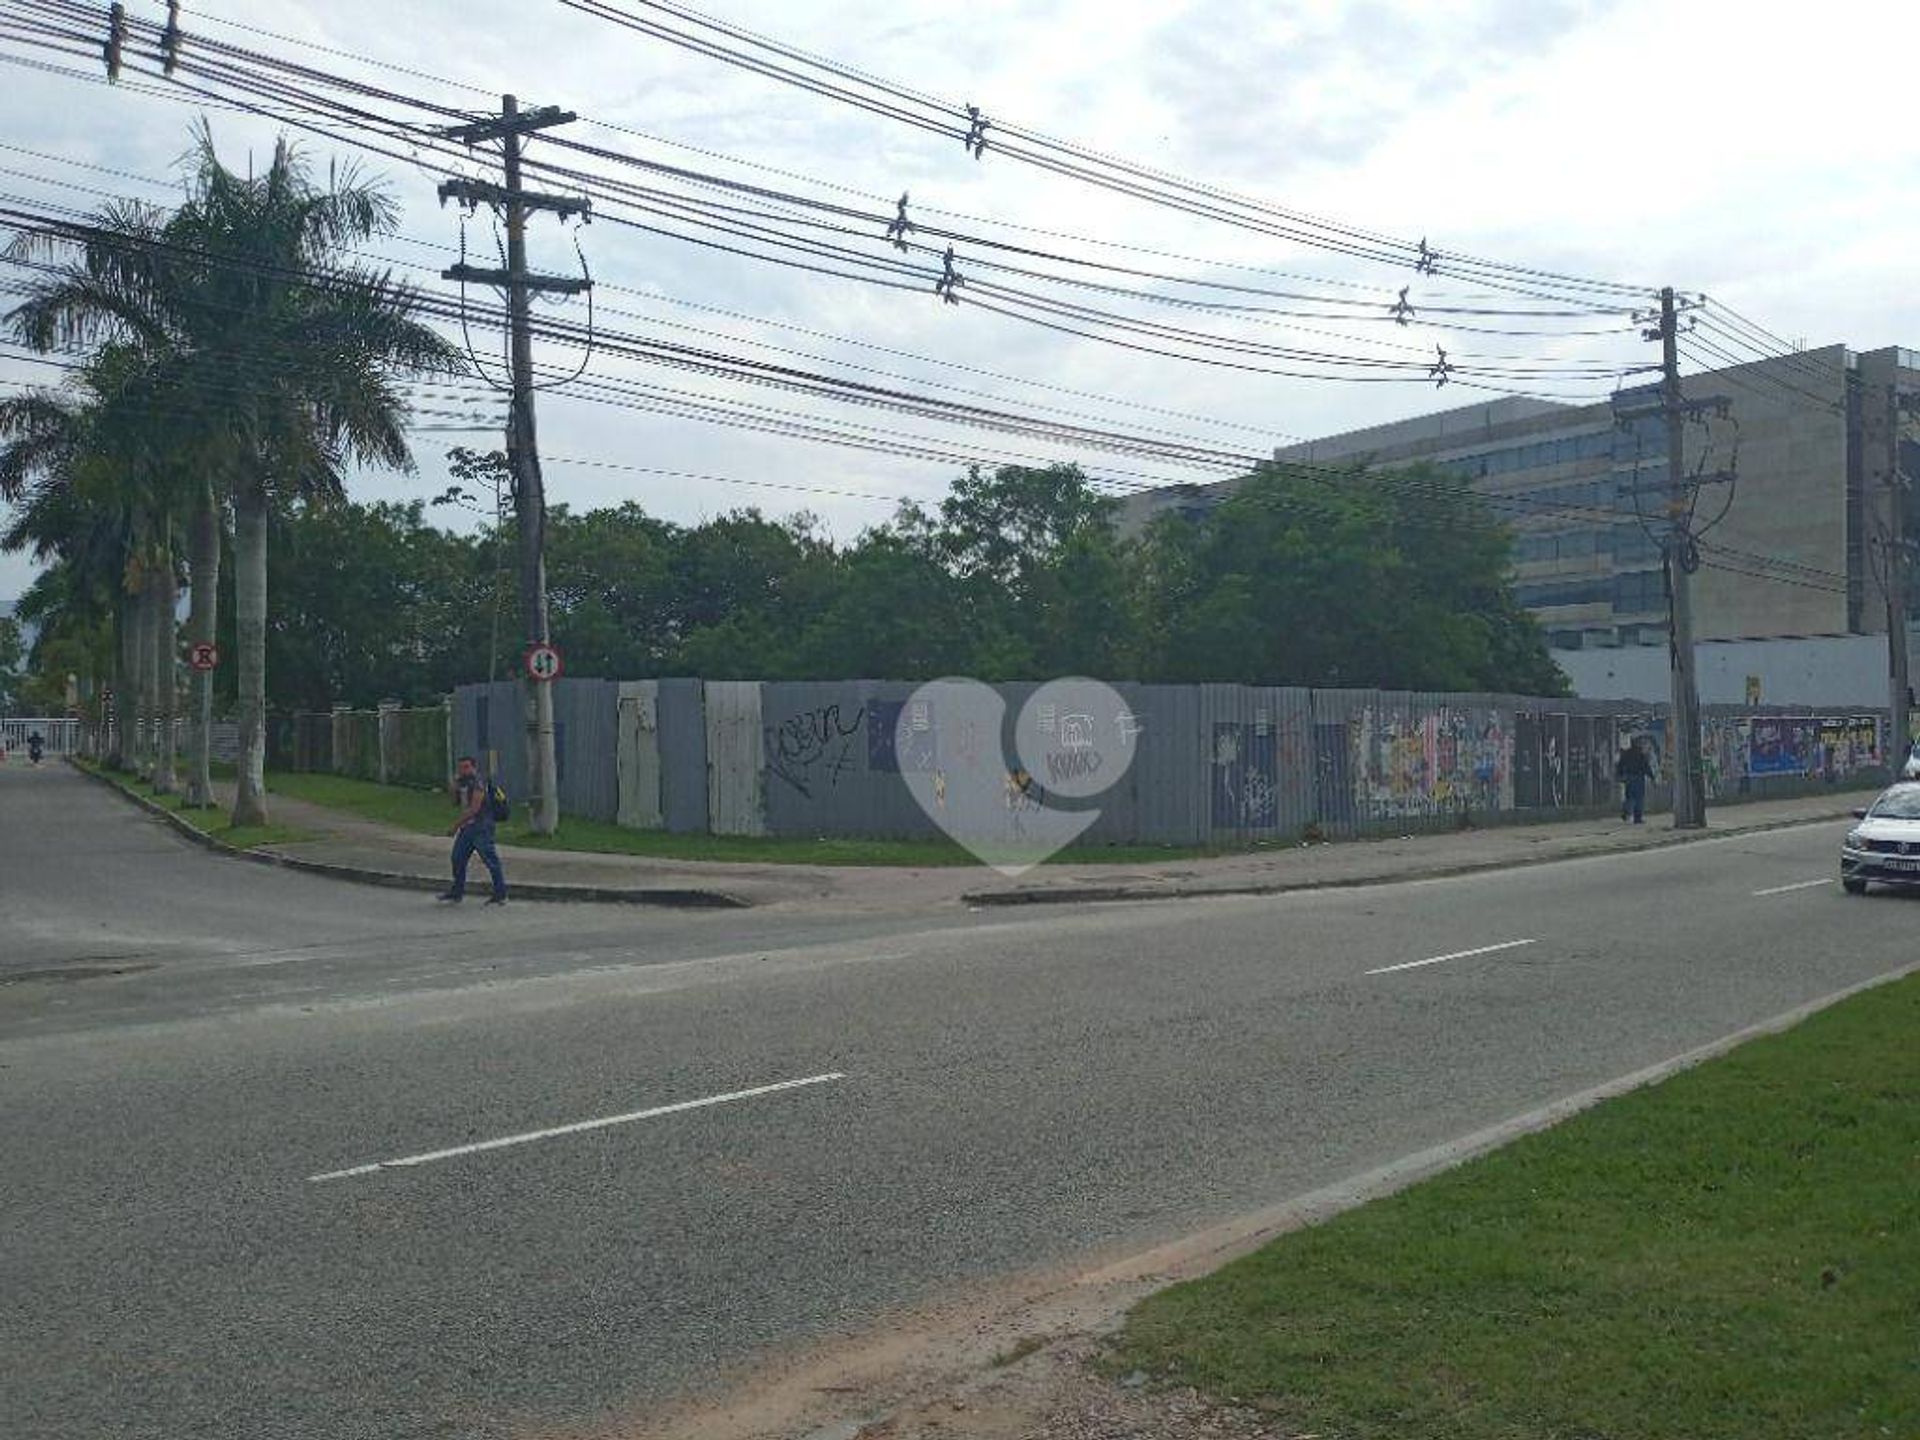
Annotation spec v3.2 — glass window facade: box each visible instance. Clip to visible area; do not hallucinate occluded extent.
[1613,568,1666,614]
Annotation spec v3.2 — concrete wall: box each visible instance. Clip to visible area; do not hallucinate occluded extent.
[1684,347,1852,640]
[1555,628,1919,710]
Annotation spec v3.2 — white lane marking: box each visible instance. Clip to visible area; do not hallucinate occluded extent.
[1751,878,1833,897]
[307,1072,846,1183]
[1368,938,1537,976]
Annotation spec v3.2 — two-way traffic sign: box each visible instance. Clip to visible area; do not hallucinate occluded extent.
[524,642,564,683]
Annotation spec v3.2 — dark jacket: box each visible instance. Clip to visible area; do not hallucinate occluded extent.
[1615,746,1654,781]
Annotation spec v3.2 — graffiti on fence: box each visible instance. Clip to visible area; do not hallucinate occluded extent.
[1566,716,1594,807]
[1542,713,1569,808]
[1212,722,1278,828]
[767,701,866,798]
[1352,709,1510,817]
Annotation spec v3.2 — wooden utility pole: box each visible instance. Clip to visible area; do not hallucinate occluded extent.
[1657,287,1707,828]
[440,97,590,836]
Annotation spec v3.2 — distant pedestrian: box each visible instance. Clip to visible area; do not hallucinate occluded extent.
[439,755,507,905]
[27,730,44,766]
[1615,736,1655,824]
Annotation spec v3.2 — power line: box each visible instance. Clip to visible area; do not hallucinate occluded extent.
[554,0,1652,305]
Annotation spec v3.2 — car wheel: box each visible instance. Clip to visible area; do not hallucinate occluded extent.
[1842,876,1869,895]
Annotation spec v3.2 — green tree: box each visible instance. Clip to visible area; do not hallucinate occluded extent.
[1137,461,1568,693]
[8,125,464,822]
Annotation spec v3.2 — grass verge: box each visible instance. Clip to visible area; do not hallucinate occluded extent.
[256,769,1255,866]
[75,759,313,850]
[1113,974,1920,1439]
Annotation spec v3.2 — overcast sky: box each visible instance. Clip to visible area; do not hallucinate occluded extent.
[3,0,1917,604]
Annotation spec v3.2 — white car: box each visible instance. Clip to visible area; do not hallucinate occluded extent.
[1841,782,1920,894]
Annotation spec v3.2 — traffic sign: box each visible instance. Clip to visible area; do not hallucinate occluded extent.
[524,642,564,683]
[187,642,220,672]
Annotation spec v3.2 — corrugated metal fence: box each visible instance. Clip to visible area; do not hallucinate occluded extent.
[452,678,1894,844]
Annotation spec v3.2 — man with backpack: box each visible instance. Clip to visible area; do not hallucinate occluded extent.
[440,754,508,905]
[1615,735,1656,825]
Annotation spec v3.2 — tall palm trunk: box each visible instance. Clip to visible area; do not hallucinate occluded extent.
[110,588,135,769]
[231,484,270,826]
[184,479,220,806]
[131,567,154,777]
[150,546,178,795]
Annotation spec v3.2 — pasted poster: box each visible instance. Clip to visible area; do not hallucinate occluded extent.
[1816,717,1881,781]
[1513,712,1541,808]
[1615,716,1665,779]
[1350,709,1510,819]
[1748,716,1813,776]
[1212,722,1278,830]
[1702,715,1750,800]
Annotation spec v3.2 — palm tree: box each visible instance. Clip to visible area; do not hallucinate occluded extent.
[0,348,185,778]
[8,124,463,822]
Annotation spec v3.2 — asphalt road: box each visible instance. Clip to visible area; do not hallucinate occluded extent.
[3,762,1913,1440]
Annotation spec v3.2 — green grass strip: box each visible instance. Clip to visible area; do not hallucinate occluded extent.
[256,769,1243,867]
[74,758,312,850]
[1115,975,1920,1438]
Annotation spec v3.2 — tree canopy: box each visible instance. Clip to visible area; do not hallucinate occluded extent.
[232,457,1567,709]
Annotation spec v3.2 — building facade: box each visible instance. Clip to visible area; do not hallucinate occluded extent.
[1120,346,1920,651]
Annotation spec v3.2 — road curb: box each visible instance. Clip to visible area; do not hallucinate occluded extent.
[67,759,750,909]
[961,808,1856,907]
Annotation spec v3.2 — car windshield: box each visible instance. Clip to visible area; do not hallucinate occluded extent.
[1869,789,1920,820]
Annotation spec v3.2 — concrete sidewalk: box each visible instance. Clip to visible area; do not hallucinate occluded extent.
[108,770,1863,914]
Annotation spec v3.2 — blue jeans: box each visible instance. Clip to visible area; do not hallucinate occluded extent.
[450,825,506,899]
[1622,775,1647,823]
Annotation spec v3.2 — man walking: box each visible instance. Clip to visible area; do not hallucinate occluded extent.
[1615,735,1655,824]
[440,754,507,905]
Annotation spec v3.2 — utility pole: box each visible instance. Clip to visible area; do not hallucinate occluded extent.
[440,97,590,836]
[1656,287,1707,828]
[1886,384,1914,757]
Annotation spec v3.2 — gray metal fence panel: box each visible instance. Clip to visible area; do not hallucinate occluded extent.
[762,680,937,840]
[454,680,526,804]
[464,677,1900,844]
[616,681,663,829]
[555,679,620,823]
[655,678,708,834]
[704,681,766,836]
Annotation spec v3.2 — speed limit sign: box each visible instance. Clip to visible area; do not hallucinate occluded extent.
[524,642,564,683]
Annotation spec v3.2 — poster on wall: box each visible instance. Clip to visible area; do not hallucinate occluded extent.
[1513,712,1542,808]
[1615,716,1664,778]
[1815,717,1882,781]
[1748,716,1812,776]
